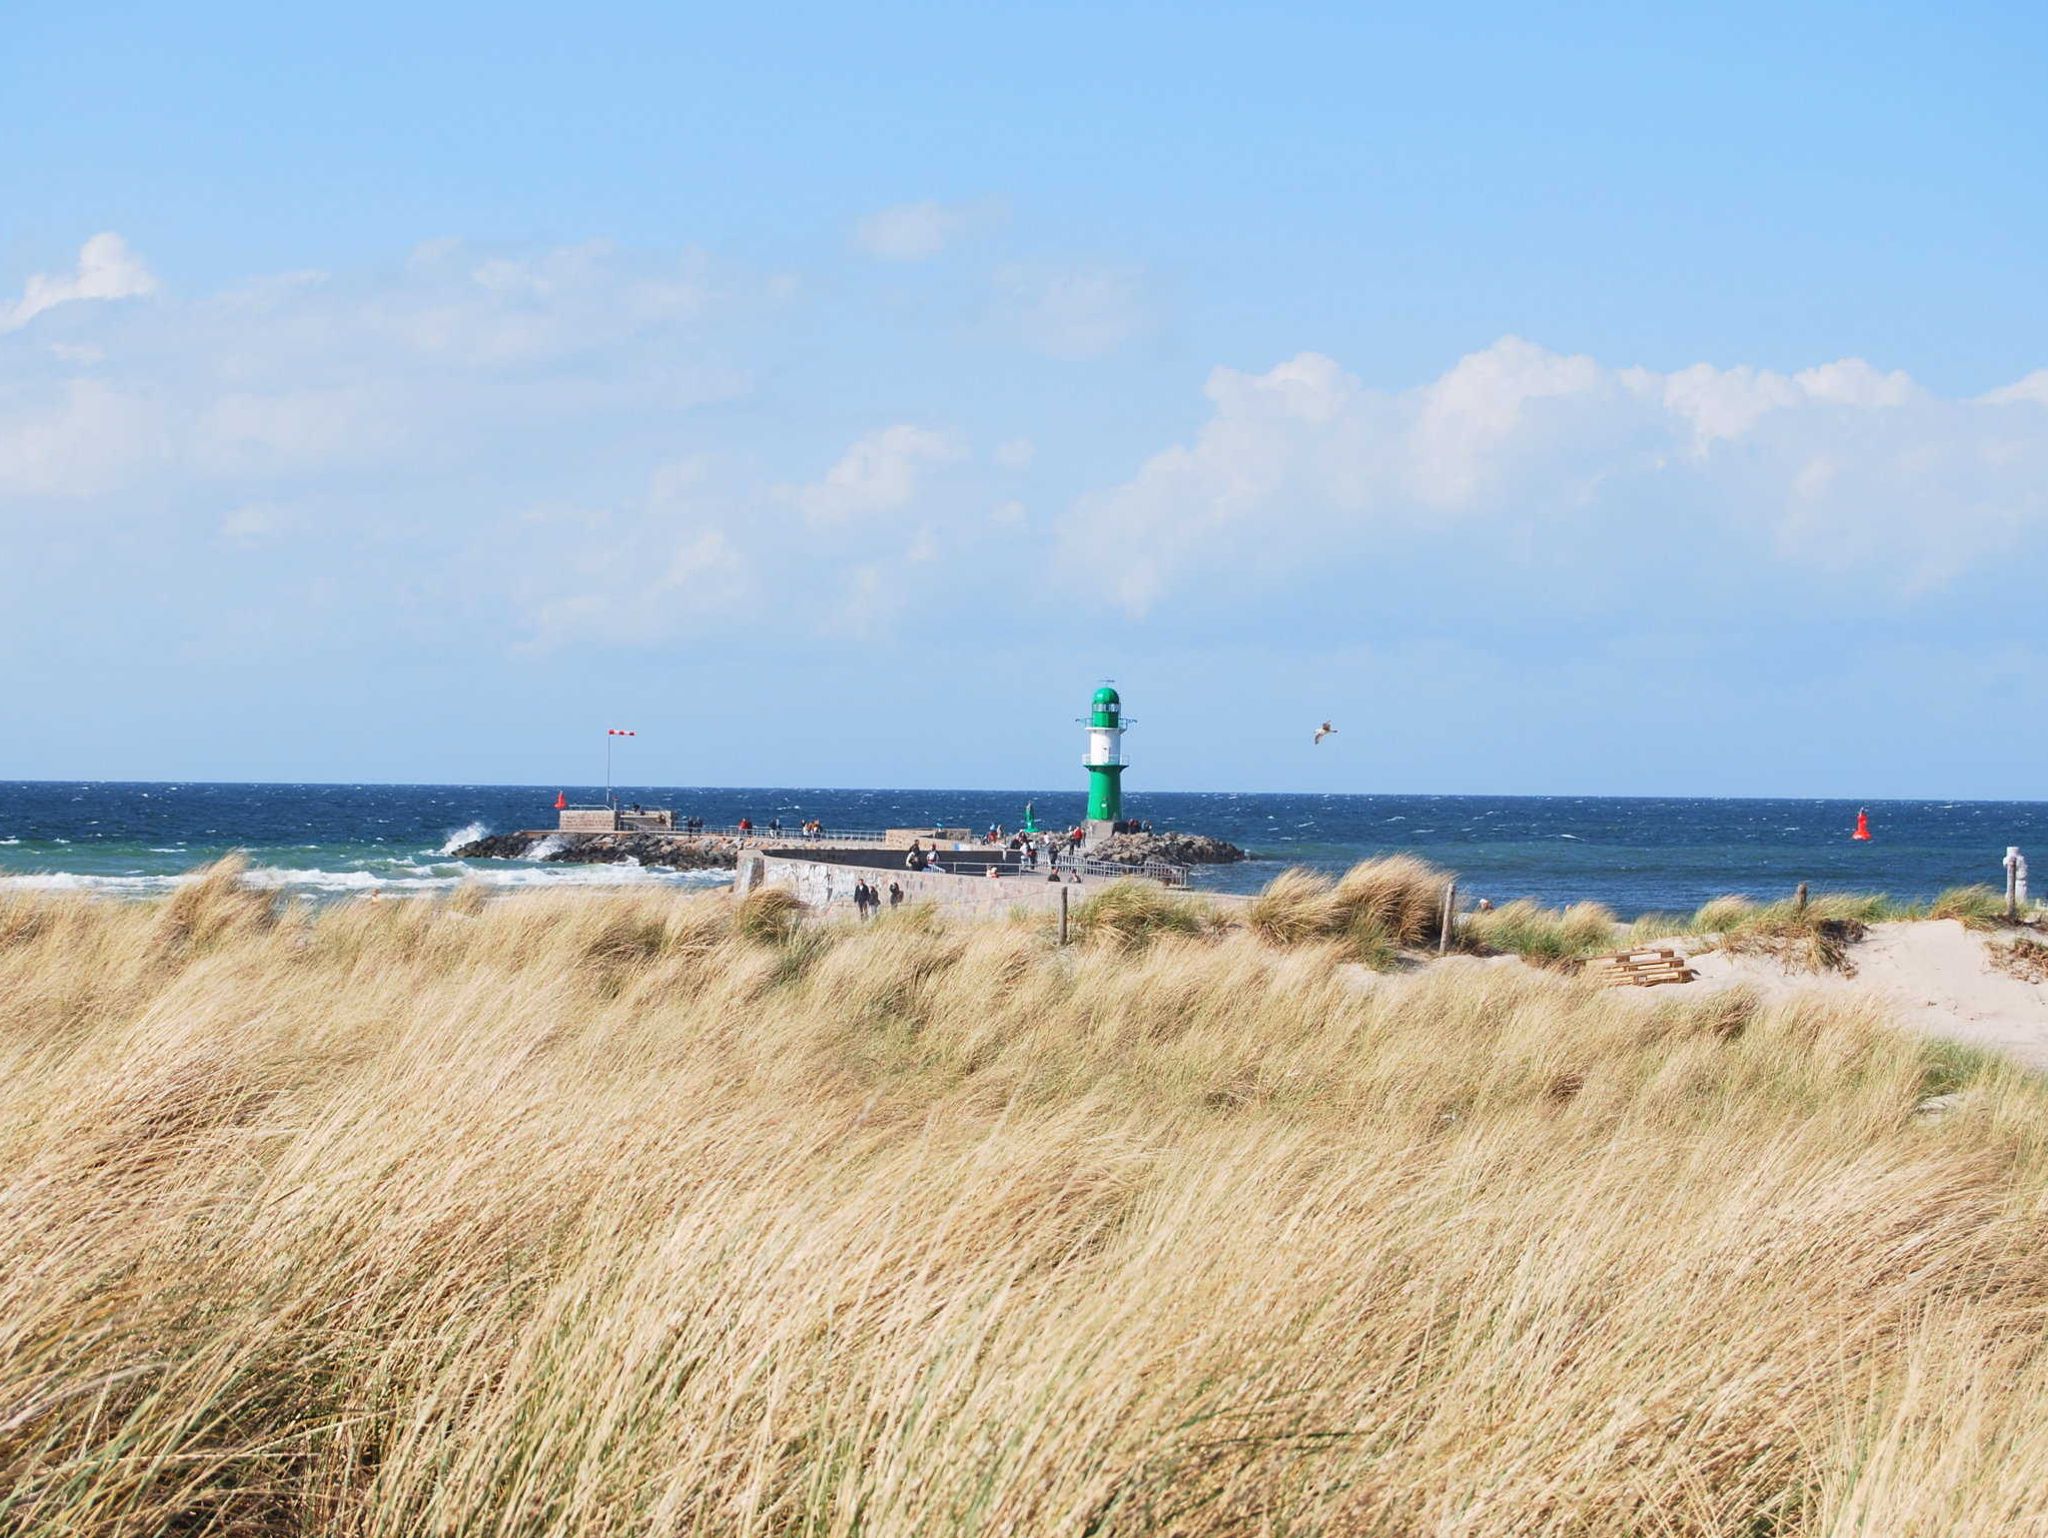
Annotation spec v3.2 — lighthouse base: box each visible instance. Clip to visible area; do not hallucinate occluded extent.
[1086,817,1120,848]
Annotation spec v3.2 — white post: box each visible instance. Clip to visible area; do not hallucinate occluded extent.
[2006,847,2023,922]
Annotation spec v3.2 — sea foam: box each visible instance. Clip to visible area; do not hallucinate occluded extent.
[438,821,490,856]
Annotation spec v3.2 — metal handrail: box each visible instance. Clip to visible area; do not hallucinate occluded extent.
[918,848,1191,888]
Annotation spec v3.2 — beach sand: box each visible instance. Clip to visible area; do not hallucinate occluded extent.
[1673,918,2048,1070]
[1341,918,2048,1071]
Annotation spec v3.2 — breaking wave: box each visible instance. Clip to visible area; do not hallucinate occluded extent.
[0,859,730,901]
[438,822,490,855]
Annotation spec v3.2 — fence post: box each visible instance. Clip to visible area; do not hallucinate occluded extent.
[2008,847,2022,922]
[1795,882,1808,913]
[1438,879,1457,956]
[1060,885,1070,947]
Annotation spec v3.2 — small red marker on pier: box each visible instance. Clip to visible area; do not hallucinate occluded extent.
[1853,808,1871,841]
[554,790,567,810]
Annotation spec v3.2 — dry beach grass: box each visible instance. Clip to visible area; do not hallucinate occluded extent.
[7,860,2048,1534]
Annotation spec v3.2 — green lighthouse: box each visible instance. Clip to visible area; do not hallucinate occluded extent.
[1083,684,1127,826]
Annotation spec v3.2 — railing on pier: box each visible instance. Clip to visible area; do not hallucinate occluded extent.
[921,850,1192,888]
[564,811,894,844]
[714,826,891,844]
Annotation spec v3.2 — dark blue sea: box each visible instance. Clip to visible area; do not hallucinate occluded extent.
[1,783,2042,919]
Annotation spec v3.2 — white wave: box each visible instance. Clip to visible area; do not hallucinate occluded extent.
[524,834,565,861]
[437,821,489,855]
[238,866,391,891]
[0,872,188,894]
[0,837,19,845]
[0,858,728,900]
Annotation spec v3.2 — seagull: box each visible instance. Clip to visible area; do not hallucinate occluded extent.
[1313,720,1337,745]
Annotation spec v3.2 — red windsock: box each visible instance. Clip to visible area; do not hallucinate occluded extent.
[554,791,567,810]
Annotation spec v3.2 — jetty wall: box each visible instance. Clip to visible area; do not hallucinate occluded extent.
[738,852,1086,921]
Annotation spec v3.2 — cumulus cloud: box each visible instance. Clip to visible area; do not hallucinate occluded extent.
[1,234,158,333]
[217,502,293,547]
[1066,337,2048,614]
[992,262,1152,360]
[993,436,1035,470]
[510,487,756,653]
[526,527,750,649]
[0,239,757,506]
[0,379,165,498]
[788,424,964,523]
[851,200,993,261]
[1982,370,2048,408]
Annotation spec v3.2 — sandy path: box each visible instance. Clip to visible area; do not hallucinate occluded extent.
[1340,921,2048,1071]
[1673,920,2048,1070]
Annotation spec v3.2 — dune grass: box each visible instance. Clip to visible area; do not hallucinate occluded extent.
[9,863,2048,1533]
[1070,878,1217,948]
[1930,884,2012,929]
[1244,856,1446,966]
[1460,897,1621,966]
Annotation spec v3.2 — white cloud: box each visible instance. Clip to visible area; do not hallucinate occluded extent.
[830,562,895,636]
[992,263,1151,360]
[1982,370,2048,408]
[1066,337,2048,614]
[852,200,984,261]
[218,502,292,546]
[993,436,1035,470]
[515,512,754,652]
[788,424,964,523]
[992,498,1026,525]
[196,387,395,474]
[0,239,758,508]
[2,234,158,333]
[0,380,165,498]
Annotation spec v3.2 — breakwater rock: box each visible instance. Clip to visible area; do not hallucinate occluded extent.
[1092,831,1250,865]
[452,831,739,871]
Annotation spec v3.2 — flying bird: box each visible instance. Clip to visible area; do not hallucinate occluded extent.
[1313,720,1336,745]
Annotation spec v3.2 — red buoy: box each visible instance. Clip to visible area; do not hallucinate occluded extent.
[1853,808,1871,841]
[554,790,567,810]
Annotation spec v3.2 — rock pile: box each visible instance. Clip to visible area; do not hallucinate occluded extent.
[1090,831,1250,866]
[451,831,739,871]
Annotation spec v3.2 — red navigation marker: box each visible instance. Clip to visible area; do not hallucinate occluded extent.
[1853,808,1872,841]
[554,790,567,810]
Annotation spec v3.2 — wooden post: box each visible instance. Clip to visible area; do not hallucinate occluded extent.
[1059,885,1070,947]
[1795,882,1808,912]
[2008,848,2021,923]
[1438,880,1457,956]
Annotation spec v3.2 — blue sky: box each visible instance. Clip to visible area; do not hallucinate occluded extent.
[5,1,2046,796]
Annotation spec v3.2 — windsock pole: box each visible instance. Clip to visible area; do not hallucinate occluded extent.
[606,728,636,808]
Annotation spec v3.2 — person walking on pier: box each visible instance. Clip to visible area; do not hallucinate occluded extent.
[888,881,903,909]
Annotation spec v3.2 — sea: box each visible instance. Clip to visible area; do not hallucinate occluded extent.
[1,782,2042,920]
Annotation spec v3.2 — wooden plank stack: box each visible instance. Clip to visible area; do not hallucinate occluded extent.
[1579,945,1697,988]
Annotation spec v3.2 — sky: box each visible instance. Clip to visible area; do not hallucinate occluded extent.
[4,1,2047,797]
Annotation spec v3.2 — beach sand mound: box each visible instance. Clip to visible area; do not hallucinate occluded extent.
[1660,919,2048,1070]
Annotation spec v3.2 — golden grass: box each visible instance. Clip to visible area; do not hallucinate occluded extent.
[1245,856,1447,965]
[1461,897,1621,966]
[7,864,2048,1534]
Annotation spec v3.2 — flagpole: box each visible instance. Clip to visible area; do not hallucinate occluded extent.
[606,731,613,808]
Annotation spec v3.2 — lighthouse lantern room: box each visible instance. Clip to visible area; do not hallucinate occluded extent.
[1083,683,1128,839]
